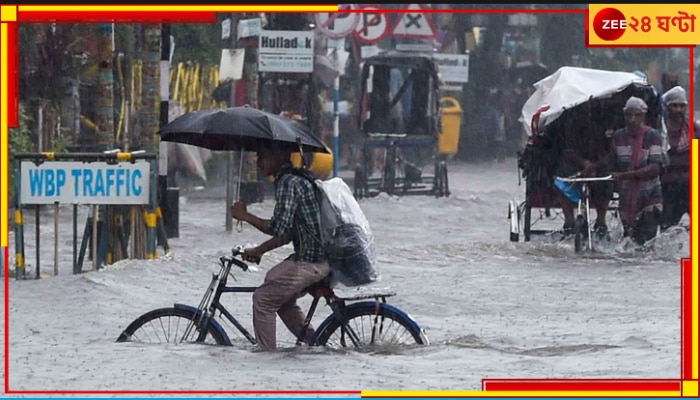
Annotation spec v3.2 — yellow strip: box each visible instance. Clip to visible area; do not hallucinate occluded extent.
[362,391,681,397]
[1,6,17,22]
[147,252,158,260]
[143,212,157,228]
[15,253,24,268]
[693,139,698,380]
[1,23,8,246]
[116,152,131,161]
[683,380,698,397]
[19,5,338,12]
[14,209,22,225]
[156,206,162,219]
[43,152,55,160]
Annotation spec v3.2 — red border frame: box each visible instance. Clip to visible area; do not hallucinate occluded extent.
[1,4,696,396]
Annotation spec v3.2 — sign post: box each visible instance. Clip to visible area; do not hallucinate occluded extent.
[258,30,315,73]
[391,4,438,39]
[353,7,390,45]
[315,5,360,38]
[433,53,470,86]
[13,152,157,278]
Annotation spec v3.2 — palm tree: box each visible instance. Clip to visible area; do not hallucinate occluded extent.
[95,23,115,149]
[140,24,161,152]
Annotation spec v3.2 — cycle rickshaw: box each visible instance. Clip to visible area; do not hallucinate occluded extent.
[508,67,662,251]
[353,52,449,199]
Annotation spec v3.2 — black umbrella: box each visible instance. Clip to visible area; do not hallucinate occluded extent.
[158,106,330,153]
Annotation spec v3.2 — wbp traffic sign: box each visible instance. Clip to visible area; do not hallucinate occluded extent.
[315,4,360,39]
[354,7,390,44]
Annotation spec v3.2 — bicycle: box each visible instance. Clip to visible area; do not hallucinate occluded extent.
[116,247,429,349]
[554,174,617,253]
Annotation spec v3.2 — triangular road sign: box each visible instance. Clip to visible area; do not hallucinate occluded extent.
[391,4,437,39]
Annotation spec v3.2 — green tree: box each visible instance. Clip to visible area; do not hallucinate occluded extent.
[8,104,35,204]
[171,22,222,64]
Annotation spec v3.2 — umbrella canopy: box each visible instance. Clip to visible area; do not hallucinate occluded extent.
[520,66,652,136]
[159,106,330,153]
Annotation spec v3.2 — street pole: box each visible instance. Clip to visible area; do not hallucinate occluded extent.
[224,13,239,232]
[333,73,340,178]
[159,23,178,238]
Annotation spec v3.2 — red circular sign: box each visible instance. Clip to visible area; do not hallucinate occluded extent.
[593,8,627,41]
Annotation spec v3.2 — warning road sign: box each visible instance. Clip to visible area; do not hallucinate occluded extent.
[354,7,390,44]
[315,4,360,39]
[391,4,437,39]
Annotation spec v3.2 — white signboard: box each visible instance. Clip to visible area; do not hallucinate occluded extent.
[20,161,151,205]
[258,30,314,73]
[361,45,381,60]
[433,54,470,83]
[221,18,231,40]
[396,43,434,52]
[238,18,262,38]
[219,48,245,81]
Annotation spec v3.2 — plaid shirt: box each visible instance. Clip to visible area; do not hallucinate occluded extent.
[268,165,326,263]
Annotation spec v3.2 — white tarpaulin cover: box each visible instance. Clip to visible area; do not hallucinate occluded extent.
[520,66,648,136]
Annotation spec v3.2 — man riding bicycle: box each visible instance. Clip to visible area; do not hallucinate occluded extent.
[555,108,615,238]
[231,143,330,351]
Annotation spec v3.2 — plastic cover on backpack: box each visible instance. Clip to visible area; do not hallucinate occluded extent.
[316,177,379,287]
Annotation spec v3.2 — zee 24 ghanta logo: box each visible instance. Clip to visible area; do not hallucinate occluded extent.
[592,7,696,41]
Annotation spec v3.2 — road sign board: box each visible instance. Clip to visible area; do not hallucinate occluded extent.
[315,4,360,39]
[391,4,437,39]
[354,7,390,44]
[433,53,470,83]
[221,18,231,40]
[258,30,314,73]
[20,161,151,205]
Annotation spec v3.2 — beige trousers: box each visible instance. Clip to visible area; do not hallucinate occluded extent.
[252,259,330,350]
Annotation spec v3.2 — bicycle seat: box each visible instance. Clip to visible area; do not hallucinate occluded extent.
[304,275,335,299]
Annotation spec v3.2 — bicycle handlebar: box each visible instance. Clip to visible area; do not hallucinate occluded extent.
[556,174,613,183]
[219,247,249,272]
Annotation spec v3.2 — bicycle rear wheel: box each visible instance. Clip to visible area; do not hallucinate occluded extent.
[116,307,228,345]
[313,303,428,348]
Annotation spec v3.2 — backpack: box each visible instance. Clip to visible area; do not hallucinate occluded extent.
[290,168,379,287]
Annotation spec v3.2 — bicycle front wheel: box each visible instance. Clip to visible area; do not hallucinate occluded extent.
[116,307,228,345]
[313,303,428,348]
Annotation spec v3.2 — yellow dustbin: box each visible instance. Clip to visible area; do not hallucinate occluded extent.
[290,145,334,180]
[439,96,463,156]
